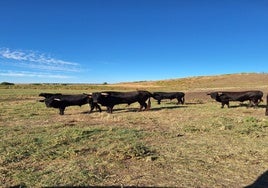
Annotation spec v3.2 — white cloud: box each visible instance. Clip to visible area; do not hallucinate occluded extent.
[0,48,80,72]
[0,70,72,79]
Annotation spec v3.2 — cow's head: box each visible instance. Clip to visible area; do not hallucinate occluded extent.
[152,93,161,100]
[44,97,61,108]
[207,92,219,100]
[39,93,62,104]
[91,92,109,103]
[39,93,47,97]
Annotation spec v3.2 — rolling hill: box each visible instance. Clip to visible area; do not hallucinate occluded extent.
[114,73,268,92]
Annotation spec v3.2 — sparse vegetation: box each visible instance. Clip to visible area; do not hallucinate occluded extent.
[1,73,267,187]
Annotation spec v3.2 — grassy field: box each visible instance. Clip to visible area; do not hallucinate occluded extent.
[1,73,268,187]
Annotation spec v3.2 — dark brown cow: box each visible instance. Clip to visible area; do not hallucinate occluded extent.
[91,90,152,113]
[207,90,263,108]
[152,92,185,105]
[39,93,101,115]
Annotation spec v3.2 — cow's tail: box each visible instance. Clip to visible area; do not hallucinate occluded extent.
[146,98,151,110]
[181,95,185,104]
[181,93,185,104]
[145,91,153,110]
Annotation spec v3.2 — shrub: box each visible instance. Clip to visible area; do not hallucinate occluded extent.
[0,82,15,85]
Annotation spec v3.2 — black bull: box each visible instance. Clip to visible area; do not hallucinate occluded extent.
[39,93,101,115]
[207,90,263,108]
[152,92,185,105]
[91,90,152,113]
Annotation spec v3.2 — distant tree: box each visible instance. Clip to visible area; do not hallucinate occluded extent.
[103,82,108,85]
[0,82,15,85]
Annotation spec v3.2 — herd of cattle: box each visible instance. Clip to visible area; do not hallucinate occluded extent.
[39,90,268,116]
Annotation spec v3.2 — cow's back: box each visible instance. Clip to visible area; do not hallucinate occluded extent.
[60,94,89,105]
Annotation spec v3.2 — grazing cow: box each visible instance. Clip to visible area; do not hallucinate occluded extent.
[91,90,152,113]
[152,92,185,105]
[265,95,268,116]
[207,90,263,108]
[39,93,101,115]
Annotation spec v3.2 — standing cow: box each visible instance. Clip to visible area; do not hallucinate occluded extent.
[91,90,152,113]
[39,93,101,115]
[207,90,263,108]
[152,92,185,105]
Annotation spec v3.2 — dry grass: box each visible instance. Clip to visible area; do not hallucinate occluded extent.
[1,73,268,187]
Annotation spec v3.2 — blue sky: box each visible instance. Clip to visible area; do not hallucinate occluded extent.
[0,0,267,83]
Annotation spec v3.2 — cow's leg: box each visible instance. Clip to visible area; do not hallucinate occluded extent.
[106,107,110,113]
[246,101,250,108]
[146,98,151,110]
[96,104,102,113]
[110,106,114,113]
[157,100,161,104]
[89,103,102,113]
[181,97,185,104]
[89,103,95,113]
[139,103,145,111]
[247,100,253,108]
[107,106,114,113]
[176,98,180,104]
[252,99,260,108]
[59,108,65,115]
[221,101,229,108]
[138,101,147,111]
[177,98,183,104]
[265,95,268,116]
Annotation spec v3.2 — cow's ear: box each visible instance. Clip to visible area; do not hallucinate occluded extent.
[54,98,61,101]
[101,92,109,96]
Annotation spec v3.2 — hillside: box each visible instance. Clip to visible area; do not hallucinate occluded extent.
[114,73,268,92]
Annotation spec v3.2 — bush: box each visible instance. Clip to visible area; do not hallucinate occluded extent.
[0,82,15,85]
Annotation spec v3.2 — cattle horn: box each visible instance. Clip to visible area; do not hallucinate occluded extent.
[54,98,61,101]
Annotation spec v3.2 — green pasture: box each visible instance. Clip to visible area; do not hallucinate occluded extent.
[0,83,267,187]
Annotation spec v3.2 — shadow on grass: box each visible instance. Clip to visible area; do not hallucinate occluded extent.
[244,170,268,188]
[229,104,267,109]
[185,102,205,105]
[150,105,188,111]
[80,106,189,114]
[10,170,268,188]
[11,185,168,188]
